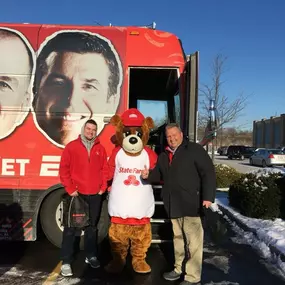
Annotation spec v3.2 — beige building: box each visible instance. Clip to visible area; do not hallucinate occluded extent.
[253,114,285,148]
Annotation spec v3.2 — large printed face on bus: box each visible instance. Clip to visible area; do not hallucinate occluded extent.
[32,31,122,147]
[0,28,34,140]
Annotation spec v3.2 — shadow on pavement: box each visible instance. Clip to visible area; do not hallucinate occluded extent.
[0,202,26,277]
[69,237,173,285]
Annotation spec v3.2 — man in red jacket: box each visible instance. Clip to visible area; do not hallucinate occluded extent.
[59,119,108,277]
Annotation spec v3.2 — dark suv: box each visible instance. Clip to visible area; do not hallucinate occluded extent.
[227,145,249,160]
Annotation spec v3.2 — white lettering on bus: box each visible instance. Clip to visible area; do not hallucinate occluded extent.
[16,159,30,176]
[2,159,15,175]
[1,159,30,176]
[40,156,61,177]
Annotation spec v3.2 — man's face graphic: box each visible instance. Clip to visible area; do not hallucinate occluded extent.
[0,35,31,139]
[37,51,114,145]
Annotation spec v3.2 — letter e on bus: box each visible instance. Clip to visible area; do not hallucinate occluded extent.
[40,156,60,176]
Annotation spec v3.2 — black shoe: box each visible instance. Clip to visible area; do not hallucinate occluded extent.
[85,256,100,268]
[163,270,181,281]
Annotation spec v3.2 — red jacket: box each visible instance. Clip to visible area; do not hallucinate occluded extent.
[59,136,108,195]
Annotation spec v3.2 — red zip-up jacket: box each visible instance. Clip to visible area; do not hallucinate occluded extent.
[59,136,108,195]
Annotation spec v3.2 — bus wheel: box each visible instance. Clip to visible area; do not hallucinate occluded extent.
[40,189,110,249]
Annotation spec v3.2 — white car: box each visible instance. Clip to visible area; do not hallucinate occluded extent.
[249,148,285,167]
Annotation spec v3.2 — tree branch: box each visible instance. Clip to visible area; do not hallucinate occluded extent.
[198,54,250,134]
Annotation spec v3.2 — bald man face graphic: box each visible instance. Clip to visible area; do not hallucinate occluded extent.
[0,29,33,139]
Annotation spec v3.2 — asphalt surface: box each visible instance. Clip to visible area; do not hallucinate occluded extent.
[0,211,284,285]
[213,154,285,173]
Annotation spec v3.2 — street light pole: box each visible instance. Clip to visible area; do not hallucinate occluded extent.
[209,99,217,162]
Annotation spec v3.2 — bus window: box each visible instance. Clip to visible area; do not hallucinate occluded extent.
[128,67,178,122]
[128,67,179,153]
[137,99,168,128]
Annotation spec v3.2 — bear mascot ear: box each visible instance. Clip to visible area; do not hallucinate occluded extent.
[141,116,155,145]
[110,114,124,147]
[142,117,155,130]
[110,114,123,128]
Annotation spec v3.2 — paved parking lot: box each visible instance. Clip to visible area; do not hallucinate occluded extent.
[214,154,285,173]
[0,211,285,285]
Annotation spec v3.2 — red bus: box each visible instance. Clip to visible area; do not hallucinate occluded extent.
[0,23,215,247]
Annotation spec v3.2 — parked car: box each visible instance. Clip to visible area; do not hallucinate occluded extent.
[249,148,285,167]
[217,146,228,156]
[227,145,247,160]
[243,146,257,158]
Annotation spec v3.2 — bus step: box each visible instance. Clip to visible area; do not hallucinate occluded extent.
[151,239,172,244]
[150,218,170,223]
[151,233,172,243]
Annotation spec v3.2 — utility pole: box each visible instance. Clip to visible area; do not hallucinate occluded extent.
[209,99,217,162]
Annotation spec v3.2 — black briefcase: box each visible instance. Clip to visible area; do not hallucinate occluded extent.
[62,193,90,229]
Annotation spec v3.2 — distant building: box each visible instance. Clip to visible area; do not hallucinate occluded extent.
[253,114,285,148]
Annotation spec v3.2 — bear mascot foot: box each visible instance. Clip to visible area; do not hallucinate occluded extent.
[104,259,126,274]
[132,258,151,274]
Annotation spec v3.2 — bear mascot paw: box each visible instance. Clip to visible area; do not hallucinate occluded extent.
[104,108,158,274]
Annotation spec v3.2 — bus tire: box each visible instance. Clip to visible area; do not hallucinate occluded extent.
[40,188,110,249]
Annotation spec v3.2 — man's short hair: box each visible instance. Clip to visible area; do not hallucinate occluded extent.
[85,119,97,128]
[0,29,33,73]
[165,123,182,133]
[33,31,122,102]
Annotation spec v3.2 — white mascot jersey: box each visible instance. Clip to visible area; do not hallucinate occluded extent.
[108,148,155,219]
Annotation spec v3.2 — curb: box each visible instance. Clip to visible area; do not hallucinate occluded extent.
[217,203,285,262]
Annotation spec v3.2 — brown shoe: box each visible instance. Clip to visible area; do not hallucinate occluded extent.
[132,259,151,274]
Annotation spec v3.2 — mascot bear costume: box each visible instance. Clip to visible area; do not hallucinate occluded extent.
[105,108,158,274]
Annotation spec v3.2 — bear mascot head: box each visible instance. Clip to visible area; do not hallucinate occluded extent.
[105,108,158,274]
[110,108,155,156]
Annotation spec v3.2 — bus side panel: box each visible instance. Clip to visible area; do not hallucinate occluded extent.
[0,24,44,241]
[0,24,130,243]
[0,25,128,194]
[126,28,185,70]
[0,189,43,241]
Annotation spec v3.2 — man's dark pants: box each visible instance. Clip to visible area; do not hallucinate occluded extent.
[61,194,102,264]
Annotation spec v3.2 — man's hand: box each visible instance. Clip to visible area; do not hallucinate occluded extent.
[141,165,149,180]
[70,191,78,197]
[203,200,212,208]
[98,190,104,195]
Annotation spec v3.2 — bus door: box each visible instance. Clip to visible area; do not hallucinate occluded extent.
[182,52,217,146]
[182,52,199,143]
[128,66,180,153]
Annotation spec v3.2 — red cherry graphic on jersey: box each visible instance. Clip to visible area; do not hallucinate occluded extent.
[128,175,136,182]
[132,180,140,186]
[124,179,131,185]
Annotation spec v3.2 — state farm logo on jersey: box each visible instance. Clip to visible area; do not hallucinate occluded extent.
[124,175,140,186]
[119,167,144,186]
[119,167,142,174]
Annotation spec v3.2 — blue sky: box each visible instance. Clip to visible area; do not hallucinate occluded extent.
[2,0,285,130]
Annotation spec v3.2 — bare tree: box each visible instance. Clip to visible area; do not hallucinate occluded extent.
[199,54,249,160]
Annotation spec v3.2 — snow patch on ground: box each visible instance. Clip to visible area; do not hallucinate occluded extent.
[213,195,285,280]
